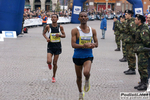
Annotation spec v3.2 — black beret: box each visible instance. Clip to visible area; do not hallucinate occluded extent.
[135,14,146,22]
[125,10,134,14]
[120,15,125,19]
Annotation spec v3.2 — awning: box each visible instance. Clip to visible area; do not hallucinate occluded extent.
[24,5,31,8]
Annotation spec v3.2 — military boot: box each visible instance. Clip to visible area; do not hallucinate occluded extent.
[137,78,148,90]
[134,79,142,89]
[119,57,127,62]
[124,69,136,75]
[114,48,120,51]
[123,69,130,73]
[137,83,147,90]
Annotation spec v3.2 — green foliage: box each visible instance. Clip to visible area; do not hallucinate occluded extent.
[55,2,61,12]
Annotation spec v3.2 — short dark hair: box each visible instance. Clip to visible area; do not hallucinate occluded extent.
[51,14,58,18]
[120,15,125,19]
[135,14,146,23]
[79,11,87,17]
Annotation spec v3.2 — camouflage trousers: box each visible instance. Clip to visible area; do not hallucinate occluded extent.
[122,39,127,57]
[115,35,120,48]
[137,52,148,79]
[126,44,136,69]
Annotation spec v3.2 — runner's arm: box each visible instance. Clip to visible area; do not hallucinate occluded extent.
[43,25,50,42]
[59,25,66,38]
[92,28,98,48]
[71,28,85,49]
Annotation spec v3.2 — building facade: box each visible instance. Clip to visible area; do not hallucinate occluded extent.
[115,0,132,12]
[25,0,150,13]
[142,0,150,13]
[90,0,150,13]
[93,0,132,12]
[79,0,132,12]
[25,0,57,11]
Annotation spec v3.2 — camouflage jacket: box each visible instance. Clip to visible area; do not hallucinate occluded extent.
[114,20,120,35]
[124,17,136,43]
[134,24,150,52]
[118,21,126,39]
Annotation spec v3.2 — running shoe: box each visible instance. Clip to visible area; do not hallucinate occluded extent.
[48,64,52,70]
[79,92,85,100]
[84,79,90,92]
[52,77,56,83]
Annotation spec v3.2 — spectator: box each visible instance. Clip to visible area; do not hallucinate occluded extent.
[100,15,107,39]
[42,13,47,32]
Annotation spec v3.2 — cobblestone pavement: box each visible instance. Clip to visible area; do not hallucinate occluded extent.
[0,20,148,100]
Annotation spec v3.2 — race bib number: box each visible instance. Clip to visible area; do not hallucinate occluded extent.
[79,36,92,45]
[50,33,61,42]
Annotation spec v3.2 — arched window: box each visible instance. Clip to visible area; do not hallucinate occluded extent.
[45,0,52,11]
[25,0,30,4]
[34,0,41,10]
[25,0,30,3]
[35,0,40,2]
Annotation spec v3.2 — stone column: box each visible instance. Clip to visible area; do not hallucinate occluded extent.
[52,0,57,11]
[30,0,34,11]
[41,0,45,11]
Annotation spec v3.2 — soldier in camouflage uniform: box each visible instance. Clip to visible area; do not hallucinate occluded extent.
[114,16,121,51]
[118,15,127,62]
[133,14,150,90]
[147,14,150,80]
[146,14,150,92]
[123,10,136,75]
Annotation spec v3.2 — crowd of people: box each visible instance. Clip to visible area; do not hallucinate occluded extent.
[23,9,72,20]
[23,8,150,21]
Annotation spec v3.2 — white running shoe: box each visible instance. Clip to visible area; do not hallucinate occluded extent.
[79,92,85,100]
[84,79,90,92]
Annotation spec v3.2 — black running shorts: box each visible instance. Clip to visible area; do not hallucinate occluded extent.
[47,48,62,55]
[73,57,93,66]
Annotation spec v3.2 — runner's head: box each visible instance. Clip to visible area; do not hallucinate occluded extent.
[51,14,58,23]
[78,11,88,24]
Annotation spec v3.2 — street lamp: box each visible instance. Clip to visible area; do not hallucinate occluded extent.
[106,0,108,11]
[63,0,65,13]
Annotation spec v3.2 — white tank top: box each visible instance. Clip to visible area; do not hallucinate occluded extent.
[77,26,93,45]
